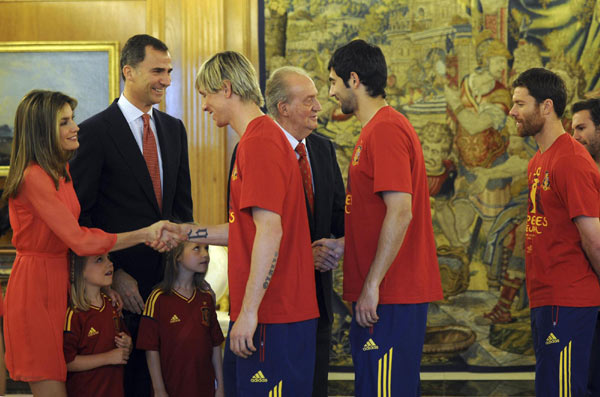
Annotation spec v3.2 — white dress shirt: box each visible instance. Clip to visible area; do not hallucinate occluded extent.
[275,121,315,192]
[117,95,164,191]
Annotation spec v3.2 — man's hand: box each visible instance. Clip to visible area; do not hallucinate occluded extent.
[355,284,380,327]
[146,221,187,252]
[312,244,340,272]
[103,286,124,314]
[229,311,258,358]
[312,237,344,271]
[112,269,144,314]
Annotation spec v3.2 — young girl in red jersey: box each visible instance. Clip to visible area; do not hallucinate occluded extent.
[63,253,132,397]
[137,242,224,397]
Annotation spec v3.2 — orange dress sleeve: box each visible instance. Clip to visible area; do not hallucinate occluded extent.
[19,165,117,256]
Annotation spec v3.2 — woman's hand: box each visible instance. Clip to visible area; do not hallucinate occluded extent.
[145,221,187,252]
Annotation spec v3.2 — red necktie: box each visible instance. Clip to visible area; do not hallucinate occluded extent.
[295,142,314,214]
[142,114,162,210]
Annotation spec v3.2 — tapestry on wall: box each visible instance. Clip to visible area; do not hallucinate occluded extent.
[263,0,600,371]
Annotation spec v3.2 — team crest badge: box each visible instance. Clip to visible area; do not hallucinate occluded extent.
[201,306,210,326]
[352,145,362,166]
[232,164,238,181]
[542,171,550,191]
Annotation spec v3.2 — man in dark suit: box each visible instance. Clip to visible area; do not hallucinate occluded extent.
[70,34,193,397]
[265,66,345,397]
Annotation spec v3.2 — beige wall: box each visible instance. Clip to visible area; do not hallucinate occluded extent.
[0,0,259,225]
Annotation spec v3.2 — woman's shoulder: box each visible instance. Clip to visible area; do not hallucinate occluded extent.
[23,162,43,176]
[21,163,54,190]
[23,162,55,182]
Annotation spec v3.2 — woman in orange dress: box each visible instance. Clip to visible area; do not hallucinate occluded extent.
[2,90,180,397]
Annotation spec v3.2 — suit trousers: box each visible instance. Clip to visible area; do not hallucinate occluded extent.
[313,313,332,397]
[123,311,152,397]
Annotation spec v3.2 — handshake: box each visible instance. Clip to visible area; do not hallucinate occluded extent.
[144,221,192,252]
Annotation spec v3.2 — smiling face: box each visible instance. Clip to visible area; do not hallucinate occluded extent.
[58,103,79,152]
[573,109,600,161]
[280,74,322,139]
[179,242,210,274]
[83,254,114,289]
[199,87,230,127]
[124,45,172,112]
[509,86,545,138]
[329,68,357,115]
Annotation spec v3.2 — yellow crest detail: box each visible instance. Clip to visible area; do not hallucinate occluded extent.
[542,171,550,191]
[352,145,362,166]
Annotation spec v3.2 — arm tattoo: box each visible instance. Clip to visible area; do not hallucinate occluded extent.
[263,251,279,289]
[188,228,208,240]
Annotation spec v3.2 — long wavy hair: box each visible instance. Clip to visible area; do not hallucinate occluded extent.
[69,252,92,311]
[2,90,77,200]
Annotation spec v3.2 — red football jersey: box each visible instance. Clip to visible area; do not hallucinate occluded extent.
[343,106,443,304]
[526,133,600,308]
[137,288,224,397]
[227,115,319,323]
[64,294,128,397]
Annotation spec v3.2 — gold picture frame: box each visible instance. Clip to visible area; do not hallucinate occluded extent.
[0,41,120,176]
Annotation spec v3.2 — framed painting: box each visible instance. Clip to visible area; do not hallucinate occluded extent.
[0,41,120,176]
[0,41,119,260]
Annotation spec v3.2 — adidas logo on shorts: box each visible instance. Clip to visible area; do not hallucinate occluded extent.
[545,332,560,345]
[251,371,268,383]
[363,338,379,351]
[170,314,181,323]
[87,327,99,337]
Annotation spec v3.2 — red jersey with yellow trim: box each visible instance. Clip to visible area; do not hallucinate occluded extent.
[137,288,224,397]
[227,115,318,323]
[526,133,600,308]
[63,294,128,397]
[343,106,443,304]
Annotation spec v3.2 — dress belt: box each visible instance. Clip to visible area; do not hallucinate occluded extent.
[16,250,68,259]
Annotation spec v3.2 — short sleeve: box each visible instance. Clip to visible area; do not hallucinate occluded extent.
[63,308,81,364]
[20,165,117,255]
[553,155,600,219]
[369,121,413,194]
[137,293,161,351]
[238,137,289,215]
[208,296,224,347]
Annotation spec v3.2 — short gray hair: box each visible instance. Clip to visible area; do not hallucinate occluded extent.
[265,66,312,117]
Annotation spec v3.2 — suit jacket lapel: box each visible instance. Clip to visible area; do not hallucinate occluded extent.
[104,102,161,215]
[306,136,325,236]
[307,136,327,213]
